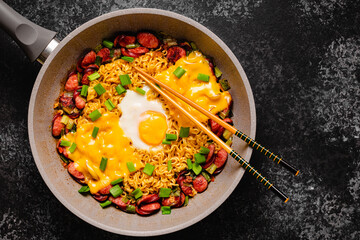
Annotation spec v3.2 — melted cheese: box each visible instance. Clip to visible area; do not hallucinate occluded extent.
[63,113,143,194]
[155,51,232,126]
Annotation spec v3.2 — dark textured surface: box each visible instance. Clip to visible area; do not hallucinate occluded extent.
[1,0,359,239]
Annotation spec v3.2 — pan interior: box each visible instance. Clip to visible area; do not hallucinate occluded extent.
[28,9,255,236]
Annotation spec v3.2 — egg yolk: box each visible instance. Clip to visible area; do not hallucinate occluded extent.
[138,111,167,145]
[62,112,144,194]
[155,51,232,126]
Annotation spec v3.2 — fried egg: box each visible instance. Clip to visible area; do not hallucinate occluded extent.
[118,86,168,150]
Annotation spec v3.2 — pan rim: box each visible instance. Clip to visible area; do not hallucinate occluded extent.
[28,8,256,236]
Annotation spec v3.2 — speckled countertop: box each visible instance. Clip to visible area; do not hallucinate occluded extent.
[0,0,359,239]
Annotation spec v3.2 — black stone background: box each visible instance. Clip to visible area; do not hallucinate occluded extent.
[0,0,359,239]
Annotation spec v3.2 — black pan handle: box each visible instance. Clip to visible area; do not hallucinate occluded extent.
[0,0,57,62]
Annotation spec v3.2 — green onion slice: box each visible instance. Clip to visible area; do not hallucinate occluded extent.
[60,140,71,147]
[161,206,171,215]
[162,140,171,145]
[201,171,211,182]
[110,185,123,198]
[89,109,102,121]
[192,162,202,175]
[95,56,102,66]
[104,99,115,111]
[219,79,231,91]
[88,72,101,81]
[66,119,74,130]
[102,40,114,49]
[187,159,193,170]
[199,146,210,155]
[60,115,70,125]
[78,185,90,193]
[135,87,146,95]
[184,196,189,206]
[81,85,89,97]
[99,157,108,171]
[159,188,171,198]
[125,43,138,49]
[93,83,106,96]
[131,188,143,199]
[121,56,134,62]
[126,162,136,173]
[179,127,190,138]
[126,205,136,213]
[173,66,186,78]
[119,74,132,86]
[190,42,198,50]
[197,73,210,82]
[69,142,77,153]
[92,126,99,138]
[165,133,177,141]
[115,84,126,95]
[110,178,123,186]
[214,66,222,78]
[143,163,155,176]
[206,163,217,175]
[110,49,114,58]
[194,153,206,164]
[167,160,172,171]
[100,200,112,208]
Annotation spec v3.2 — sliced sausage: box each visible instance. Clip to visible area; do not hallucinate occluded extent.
[179,42,192,51]
[193,175,208,193]
[109,196,129,211]
[64,74,79,92]
[81,51,96,68]
[74,95,85,109]
[85,64,99,70]
[137,194,159,206]
[214,149,228,169]
[114,34,136,48]
[206,144,215,162]
[67,162,85,181]
[167,46,186,63]
[121,48,141,58]
[97,48,111,63]
[81,70,95,85]
[202,155,215,170]
[52,113,65,137]
[56,139,68,158]
[161,196,180,207]
[137,32,160,49]
[113,48,121,58]
[173,193,185,208]
[140,202,161,212]
[59,94,75,111]
[92,193,108,202]
[128,47,149,55]
[99,185,112,195]
[179,176,196,197]
[76,57,84,72]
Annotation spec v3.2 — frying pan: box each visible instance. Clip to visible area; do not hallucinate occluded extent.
[0,1,256,236]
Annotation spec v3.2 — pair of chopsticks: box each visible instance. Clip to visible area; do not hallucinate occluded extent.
[135,67,299,203]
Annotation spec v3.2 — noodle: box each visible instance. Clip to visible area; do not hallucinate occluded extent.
[76,49,220,196]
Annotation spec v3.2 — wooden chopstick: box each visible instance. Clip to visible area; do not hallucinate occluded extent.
[135,67,299,176]
[136,71,289,203]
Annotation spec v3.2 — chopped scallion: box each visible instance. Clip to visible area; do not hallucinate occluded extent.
[95,56,102,66]
[110,178,123,186]
[89,109,102,121]
[104,99,115,111]
[121,56,134,62]
[99,157,108,171]
[102,40,114,49]
[126,162,136,173]
[119,74,132,86]
[173,66,186,78]
[165,133,177,141]
[223,129,232,140]
[94,44,102,53]
[194,153,206,164]
[161,206,171,215]
[219,79,231,91]
[192,162,202,175]
[206,163,217,175]
[199,146,210,155]
[187,159,193,170]
[92,126,99,138]
[66,119,74,130]
[184,195,189,206]
[100,200,112,208]
[93,83,106,96]
[60,115,70,125]
[197,73,210,82]
[135,87,146,95]
[226,138,233,147]
[126,205,136,213]
[110,185,123,198]
[179,127,189,138]
[69,142,77,153]
[88,72,101,81]
[110,49,114,58]
[81,85,89,97]
[201,171,211,182]
[125,43,138,49]
[115,84,126,95]
[78,185,90,193]
[60,140,71,147]
[143,163,155,176]
[159,188,171,198]
[131,188,143,199]
[167,160,172,171]
[190,42,198,50]
[162,140,171,145]
[214,66,222,78]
